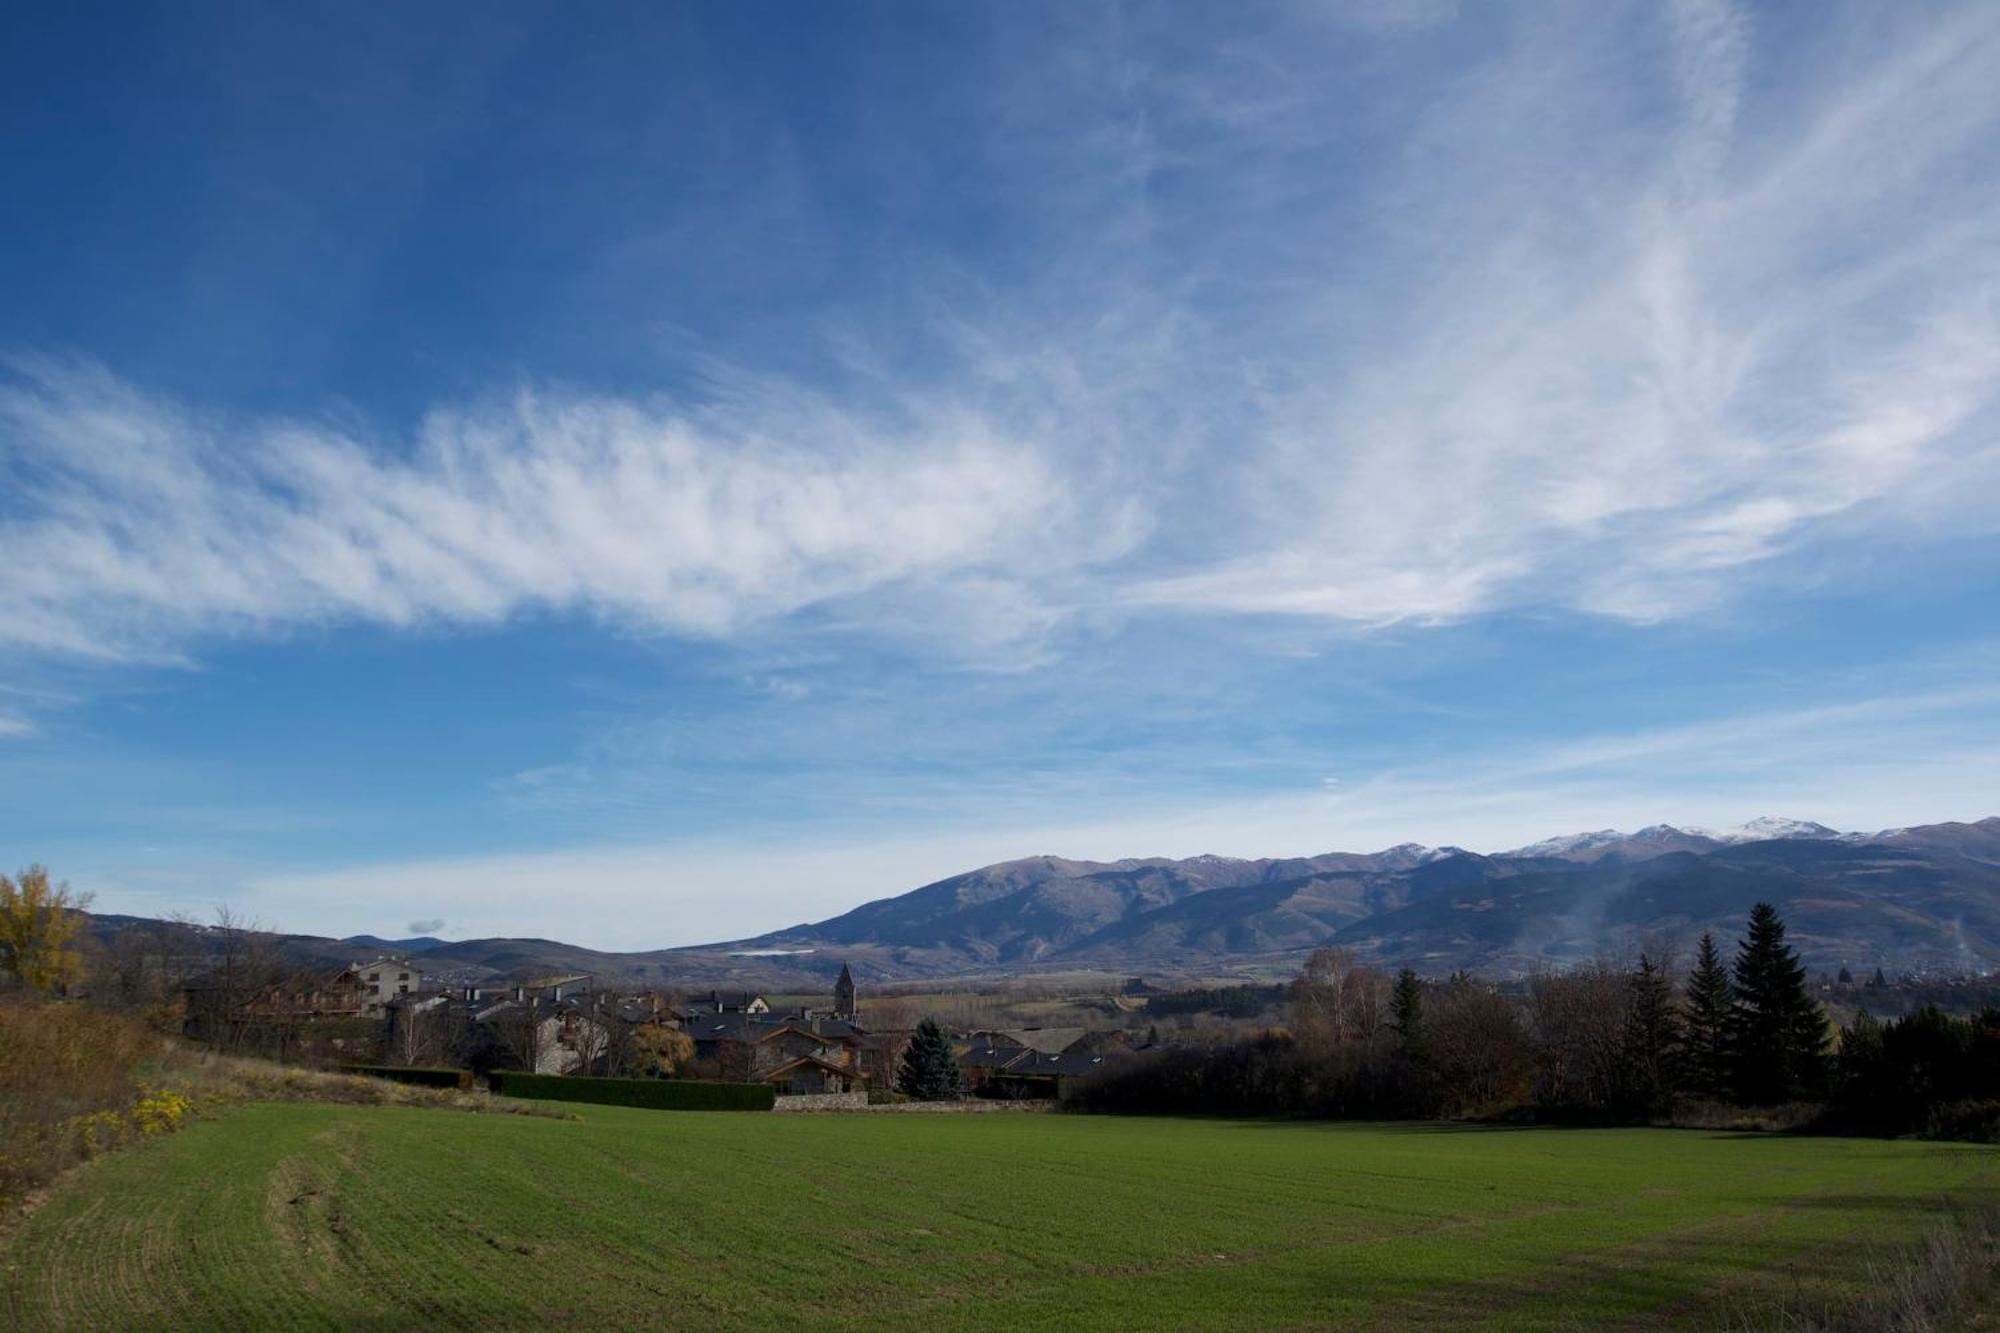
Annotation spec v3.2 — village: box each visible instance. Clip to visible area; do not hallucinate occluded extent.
[177,953,1140,1107]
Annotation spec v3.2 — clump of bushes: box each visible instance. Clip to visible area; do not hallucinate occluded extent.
[1924,1100,2000,1144]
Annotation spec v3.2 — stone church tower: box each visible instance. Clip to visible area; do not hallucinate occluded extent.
[833,963,856,1022]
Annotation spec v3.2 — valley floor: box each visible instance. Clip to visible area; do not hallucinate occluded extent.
[4,1105,1995,1330]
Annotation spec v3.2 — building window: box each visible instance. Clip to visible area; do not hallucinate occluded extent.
[367,973,379,982]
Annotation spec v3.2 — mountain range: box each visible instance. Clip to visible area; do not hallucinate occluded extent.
[699,815,2000,982]
[86,815,2000,987]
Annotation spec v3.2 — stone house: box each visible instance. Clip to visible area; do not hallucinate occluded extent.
[351,957,422,1016]
[687,1014,867,1094]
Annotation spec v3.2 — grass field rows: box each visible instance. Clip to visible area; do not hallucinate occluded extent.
[6,1104,1996,1330]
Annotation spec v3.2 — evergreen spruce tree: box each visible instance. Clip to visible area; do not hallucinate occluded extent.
[1726,903,1829,1104]
[1389,968,1434,1114]
[896,1017,963,1101]
[1620,953,1682,1117]
[1833,1008,1887,1122]
[1391,968,1424,1043]
[1680,932,1733,1102]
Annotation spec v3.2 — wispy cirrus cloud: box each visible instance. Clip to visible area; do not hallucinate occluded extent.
[0,357,1140,662]
[3,0,1998,677]
[1132,0,2000,623]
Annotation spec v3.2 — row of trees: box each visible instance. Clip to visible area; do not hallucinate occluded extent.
[1833,1004,2000,1136]
[1082,904,1887,1124]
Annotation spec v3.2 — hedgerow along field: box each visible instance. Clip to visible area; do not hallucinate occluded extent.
[5,1106,1995,1331]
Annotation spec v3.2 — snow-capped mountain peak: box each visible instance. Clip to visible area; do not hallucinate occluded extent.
[1695,816,1849,844]
[1506,829,1629,858]
[1371,842,1449,868]
[1500,817,1863,862]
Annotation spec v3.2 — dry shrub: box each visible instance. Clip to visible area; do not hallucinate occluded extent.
[174,1052,571,1119]
[1730,1203,2000,1331]
[1669,1099,1822,1133]
[0,998,178,1207]
[1924,1099,2000,1144]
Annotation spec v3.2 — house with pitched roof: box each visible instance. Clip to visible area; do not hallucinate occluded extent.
[350,957,421,1015]
[684,1013,867,1094]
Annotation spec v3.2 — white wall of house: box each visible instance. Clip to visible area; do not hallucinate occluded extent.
[354,959,419,1015]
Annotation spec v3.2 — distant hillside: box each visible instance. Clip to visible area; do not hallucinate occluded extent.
[82,815,2000,985]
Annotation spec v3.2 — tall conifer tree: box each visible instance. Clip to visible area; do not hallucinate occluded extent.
[896,1017,964,1101]
[1391,969,1425,1044]
[1727,903,1828,1104]
[1680,932,1733,1101]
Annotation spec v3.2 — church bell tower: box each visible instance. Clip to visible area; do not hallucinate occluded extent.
[833,963,856,1022]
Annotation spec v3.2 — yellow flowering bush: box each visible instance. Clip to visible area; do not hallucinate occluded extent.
[132,1088,193,1135]
[72,1109,130,1155]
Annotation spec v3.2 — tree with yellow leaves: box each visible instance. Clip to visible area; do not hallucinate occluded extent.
[0,864,93,993]
[626,1024,694,1078]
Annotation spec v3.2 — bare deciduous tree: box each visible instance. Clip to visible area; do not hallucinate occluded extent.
[1527,963,1628,1110]
[1427,976,1533,1114]
[1291,947,1391,1054]
[391,1001,446,1066]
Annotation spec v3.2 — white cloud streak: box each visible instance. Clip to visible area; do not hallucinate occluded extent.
[0,361,1131,660]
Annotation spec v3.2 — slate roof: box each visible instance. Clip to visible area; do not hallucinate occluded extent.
[961,1029,1028,1051]
[999,1027,1090,1055]
[958,1045,1031,1072]
[687,1013,866,1045]
[984,1048,1130,1079]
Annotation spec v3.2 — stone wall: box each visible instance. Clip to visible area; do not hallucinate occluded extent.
[771,1091,870,1113]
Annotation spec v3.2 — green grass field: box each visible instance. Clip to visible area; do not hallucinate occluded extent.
[5,1104,1995,1331]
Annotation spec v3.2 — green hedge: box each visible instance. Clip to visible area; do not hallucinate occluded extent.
[341,1065,472,1090]
[488,1072,775,1111]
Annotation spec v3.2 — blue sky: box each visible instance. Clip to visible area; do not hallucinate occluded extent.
[3,1,1998,948]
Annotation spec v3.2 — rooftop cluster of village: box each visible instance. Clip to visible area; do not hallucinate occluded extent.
[179,955,1139,1101]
